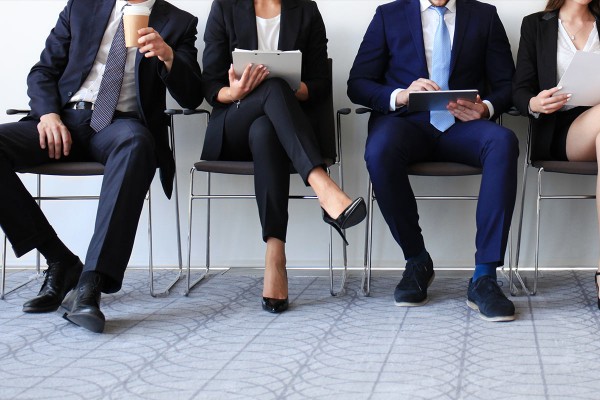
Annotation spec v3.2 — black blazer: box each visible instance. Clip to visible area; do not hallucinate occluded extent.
[513,10,600,161]
[200,0,331,161]
[26,0,204,197]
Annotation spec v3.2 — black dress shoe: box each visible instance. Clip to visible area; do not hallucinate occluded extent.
[22,257,83,313]
[322,197,367,245]
[262,297,289,313]
[62,273,105,333]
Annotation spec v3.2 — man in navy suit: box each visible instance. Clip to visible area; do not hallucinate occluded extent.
[0,0,202,332]
[348,0,518,321]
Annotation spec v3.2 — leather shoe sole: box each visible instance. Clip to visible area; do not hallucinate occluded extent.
[63,308,106,333]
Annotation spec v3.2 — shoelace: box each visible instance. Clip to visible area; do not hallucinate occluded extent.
[402,264,426,291]
[39,268,61,292]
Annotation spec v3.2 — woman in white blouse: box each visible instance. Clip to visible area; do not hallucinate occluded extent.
[513,0,600,307]
[200,0,366,313]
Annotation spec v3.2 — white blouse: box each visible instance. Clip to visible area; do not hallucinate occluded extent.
[256,15,281,51]
[557,20,600,110]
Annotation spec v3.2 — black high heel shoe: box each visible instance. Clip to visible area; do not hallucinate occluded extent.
[322,197,367,245]
[595,272,600,310]
[262,297,289,313]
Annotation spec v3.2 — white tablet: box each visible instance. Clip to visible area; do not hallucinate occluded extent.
[408,89,479,112]
[232,49,302,91]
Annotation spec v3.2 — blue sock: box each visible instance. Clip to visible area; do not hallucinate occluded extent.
[407,249,429,265]
[472,262,498,282]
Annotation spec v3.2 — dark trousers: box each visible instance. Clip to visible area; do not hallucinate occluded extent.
[364,116,519,266]
[218,78,324,242]
[0,109,157,293]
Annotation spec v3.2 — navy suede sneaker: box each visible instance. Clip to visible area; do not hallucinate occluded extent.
[394,255,434,306]
[467,276,515,322]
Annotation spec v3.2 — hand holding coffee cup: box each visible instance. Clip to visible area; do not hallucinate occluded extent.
[138,27,174,70]
[123,5,150,47]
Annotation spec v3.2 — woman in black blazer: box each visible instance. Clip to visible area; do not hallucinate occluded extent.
[513,0,600,307]
[201,0,366,313]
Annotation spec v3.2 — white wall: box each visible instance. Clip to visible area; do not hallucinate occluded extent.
[2,0,595,271]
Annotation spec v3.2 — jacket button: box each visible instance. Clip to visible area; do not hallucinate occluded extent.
[67,91,73,96]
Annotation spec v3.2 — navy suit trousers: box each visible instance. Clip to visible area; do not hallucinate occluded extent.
[0,109,156,293]
[364,115,518,266]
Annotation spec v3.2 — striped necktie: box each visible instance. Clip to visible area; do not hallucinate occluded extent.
[90,16,127,133]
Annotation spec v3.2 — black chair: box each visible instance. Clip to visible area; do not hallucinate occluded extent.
[512,116,597,295]
[183,60,353,297]
[0,108,185,299]
[357,108,514,296]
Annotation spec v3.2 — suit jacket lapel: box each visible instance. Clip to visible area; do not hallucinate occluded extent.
[540,11,558,88]
[405,0,427,71]
[450,0,470,74]
[279,0,300,50]
[233,0,258,50]
[86,0,114,73]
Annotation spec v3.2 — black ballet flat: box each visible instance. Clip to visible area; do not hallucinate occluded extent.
[595,272,600,310]
[262,297,289,313]
[322,197,367,245]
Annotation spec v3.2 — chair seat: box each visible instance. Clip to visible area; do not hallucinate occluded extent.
[532,160,597,175]
[194,158,336,176]
[407,162,482,176]
[17,162,105,176]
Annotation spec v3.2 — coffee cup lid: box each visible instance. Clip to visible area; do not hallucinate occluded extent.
[123,5,151,16]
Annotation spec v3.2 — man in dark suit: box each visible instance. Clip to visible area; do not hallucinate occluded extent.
[0,0,202,333]
[348,0,518,321]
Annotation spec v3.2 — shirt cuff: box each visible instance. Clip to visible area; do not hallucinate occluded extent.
[390,88,404,111]
[528,104,540,119]
[483,100,494,120]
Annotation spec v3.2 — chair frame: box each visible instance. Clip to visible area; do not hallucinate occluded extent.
[184,108,352,297]
[511,117,597,295]
[1,109,184,299]
[357,108,514,296]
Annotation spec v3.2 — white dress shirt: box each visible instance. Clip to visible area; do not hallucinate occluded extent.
[256,15,281,51]
[390,0,494,118]
[556,20,600,111]
[70,0,155,113]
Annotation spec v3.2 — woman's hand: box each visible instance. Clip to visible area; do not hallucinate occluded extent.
[529,87,571,115]
[227,63,269,101]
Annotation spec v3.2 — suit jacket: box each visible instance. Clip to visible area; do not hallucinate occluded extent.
[347,0,514,123]
[200,0,331,161]
[26,0,203,198]
[512,10,600,161]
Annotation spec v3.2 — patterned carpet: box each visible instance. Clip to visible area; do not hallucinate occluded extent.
[1,268,600,400]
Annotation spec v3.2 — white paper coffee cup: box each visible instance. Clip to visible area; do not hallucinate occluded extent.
[123,6,151,48]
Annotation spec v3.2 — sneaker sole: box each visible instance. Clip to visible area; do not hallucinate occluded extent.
[466,300,515,322]
[394,272,435,307]
[395,297,429,307]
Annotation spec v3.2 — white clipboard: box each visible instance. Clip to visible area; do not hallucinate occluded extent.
[232,49,302,91]
[556,51,600,106]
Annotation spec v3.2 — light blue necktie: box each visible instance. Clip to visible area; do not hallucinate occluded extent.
[429,6,454,132]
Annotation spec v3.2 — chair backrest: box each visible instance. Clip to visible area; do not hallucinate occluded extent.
[299,58,336,162]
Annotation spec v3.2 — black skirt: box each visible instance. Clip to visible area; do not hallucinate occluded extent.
[550,106,590,161]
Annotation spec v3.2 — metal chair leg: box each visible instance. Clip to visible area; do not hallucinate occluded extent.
[148,186,183,297]
[184,168,209,296]
[361,181,374,296]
